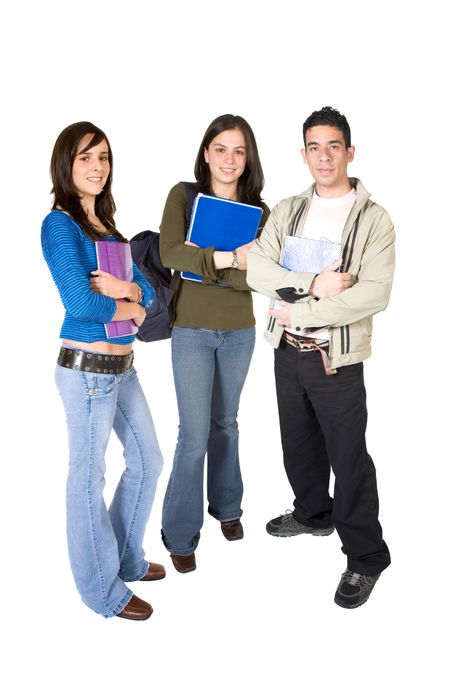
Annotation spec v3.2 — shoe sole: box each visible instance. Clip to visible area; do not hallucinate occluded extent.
[221,529,244,541]
[173,566,196,573]
[334,594,371,609]
[116,609,153,621]
[266,527,334,538]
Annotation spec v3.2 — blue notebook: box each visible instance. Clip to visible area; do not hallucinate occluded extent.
[181,193,263,282]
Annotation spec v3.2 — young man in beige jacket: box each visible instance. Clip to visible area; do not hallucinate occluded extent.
[247,107,395,608]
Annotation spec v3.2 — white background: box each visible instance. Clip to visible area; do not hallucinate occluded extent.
[1,1,448,678]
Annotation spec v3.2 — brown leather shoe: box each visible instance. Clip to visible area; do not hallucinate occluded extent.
[221,519,244,541]
[116,594,153,621]
[140,562,166,581]
[170,553,196,573]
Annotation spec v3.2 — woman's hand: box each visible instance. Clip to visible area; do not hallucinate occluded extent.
[90,270,139,300]
[133,305,147,327]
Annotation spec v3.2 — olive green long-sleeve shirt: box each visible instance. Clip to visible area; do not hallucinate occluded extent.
[159,182,269,330]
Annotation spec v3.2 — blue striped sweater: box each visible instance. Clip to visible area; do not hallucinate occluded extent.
[41,210,155,344]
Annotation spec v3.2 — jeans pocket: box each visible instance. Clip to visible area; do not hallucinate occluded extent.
[85,373,117,397]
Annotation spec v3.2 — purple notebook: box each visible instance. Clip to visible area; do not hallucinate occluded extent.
[95,241,138,339]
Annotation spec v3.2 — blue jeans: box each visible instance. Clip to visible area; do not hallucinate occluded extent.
[55,362,163,617]
[162,326,255,555]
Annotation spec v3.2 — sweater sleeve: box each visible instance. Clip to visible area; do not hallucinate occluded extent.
[159,183,219,281]
[132,262,155,308]
[41,212,117,323]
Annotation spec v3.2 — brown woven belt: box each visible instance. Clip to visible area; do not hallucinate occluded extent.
[282,332,336,376]
[57,347,134,374]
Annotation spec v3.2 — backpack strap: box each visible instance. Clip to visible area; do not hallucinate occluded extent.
[183,181,199,230]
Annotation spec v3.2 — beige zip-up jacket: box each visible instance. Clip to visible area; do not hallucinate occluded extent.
[247,179,395,369]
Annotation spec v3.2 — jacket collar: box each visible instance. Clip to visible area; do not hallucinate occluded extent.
[299,178,371,210]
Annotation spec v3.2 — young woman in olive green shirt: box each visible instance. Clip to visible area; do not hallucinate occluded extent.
[159,114,269,573]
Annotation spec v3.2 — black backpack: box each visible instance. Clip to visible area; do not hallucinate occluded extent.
[130,182,198,342]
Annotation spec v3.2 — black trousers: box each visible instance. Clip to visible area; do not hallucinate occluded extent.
[274,341,390,575]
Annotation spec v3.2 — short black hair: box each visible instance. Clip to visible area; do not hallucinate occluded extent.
[303,106,351,148]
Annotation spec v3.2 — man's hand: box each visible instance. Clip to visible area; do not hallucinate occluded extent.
[269,300,292,327]
[234,240,255,270]
[309,259,353,298]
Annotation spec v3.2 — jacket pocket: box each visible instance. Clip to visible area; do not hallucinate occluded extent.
[347,317,372,354]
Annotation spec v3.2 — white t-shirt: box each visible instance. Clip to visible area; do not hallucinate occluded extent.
[287,187,356,340]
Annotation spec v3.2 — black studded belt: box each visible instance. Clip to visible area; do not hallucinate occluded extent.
[57,347,134,374]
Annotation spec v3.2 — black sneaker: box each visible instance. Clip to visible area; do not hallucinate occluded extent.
[334,570,380,609]
[266,510,334,537]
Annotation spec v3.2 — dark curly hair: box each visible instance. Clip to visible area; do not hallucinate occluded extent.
[302,106,351,149]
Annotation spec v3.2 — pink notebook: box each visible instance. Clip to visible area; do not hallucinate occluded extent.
[95,241,138,339]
